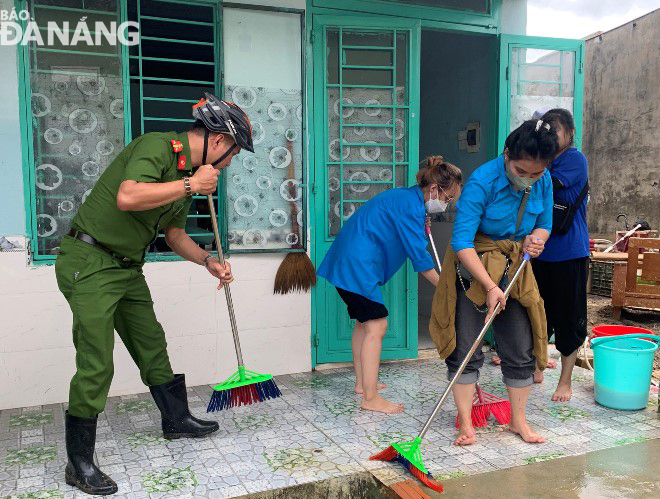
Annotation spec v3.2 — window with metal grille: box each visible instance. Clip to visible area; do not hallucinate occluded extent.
[127,0,223,257]
[20,0,223,261]
[23,0,126,260]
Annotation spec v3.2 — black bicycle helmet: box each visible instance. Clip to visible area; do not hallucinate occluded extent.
[192,93,254,153]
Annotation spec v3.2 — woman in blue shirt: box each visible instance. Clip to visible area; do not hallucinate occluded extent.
[318,156,462,414]
[533,109,590,402]
[449,120,558,446]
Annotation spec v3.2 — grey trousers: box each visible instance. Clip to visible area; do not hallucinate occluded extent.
[445,281,536,387]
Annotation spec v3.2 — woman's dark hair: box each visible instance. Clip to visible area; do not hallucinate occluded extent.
[542,108,575,146]
[504,119,559,163]
[416,155,463,190]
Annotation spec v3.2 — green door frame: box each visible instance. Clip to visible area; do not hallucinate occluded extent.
[498,35,585,152]
[310,14,421,366]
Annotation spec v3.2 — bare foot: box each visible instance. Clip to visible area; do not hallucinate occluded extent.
[547,359,557,369]
[491,354,501,366]
[454,424,477,446]
[360,395,404,414]
[355,382,387,394]
[551,383,572,402]
[509,421,545,443]
[534,367,544,384]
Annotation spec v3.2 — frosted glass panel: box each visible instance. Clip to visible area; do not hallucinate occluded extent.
[223,8,304,252]
[28,0,124,256]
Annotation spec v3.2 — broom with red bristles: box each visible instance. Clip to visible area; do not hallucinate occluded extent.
[425,222,511,428]
[455,384,511,428]
[205,195,281,412]
[370,250,532,492]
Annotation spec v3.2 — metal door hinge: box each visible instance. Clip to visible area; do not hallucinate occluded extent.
[313,334,319,347]
[310,30,315,44]
[505,66,509,80]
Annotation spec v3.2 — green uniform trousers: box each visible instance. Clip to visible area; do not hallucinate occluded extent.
[55,236,174,418]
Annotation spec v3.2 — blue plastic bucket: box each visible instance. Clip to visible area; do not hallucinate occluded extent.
[591,334,659,410]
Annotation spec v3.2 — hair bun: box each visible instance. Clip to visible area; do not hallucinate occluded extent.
[426,155,444,168]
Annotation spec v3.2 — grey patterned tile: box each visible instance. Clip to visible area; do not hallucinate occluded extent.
[1,358,658,498]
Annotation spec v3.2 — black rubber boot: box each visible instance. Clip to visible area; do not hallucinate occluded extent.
[65,412,118,496]
[150,374,219,439]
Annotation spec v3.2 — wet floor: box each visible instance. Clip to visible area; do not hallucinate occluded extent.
[436,438,660,498]
[1,357,658,498]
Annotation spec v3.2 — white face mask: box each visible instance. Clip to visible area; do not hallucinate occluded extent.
[425,190,448,213]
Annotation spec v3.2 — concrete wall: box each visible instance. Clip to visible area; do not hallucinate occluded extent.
[0,0,311,411]
[583,9,660,236]
[417,29,497,347]
[501,0,527,35]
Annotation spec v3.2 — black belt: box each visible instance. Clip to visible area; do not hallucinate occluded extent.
[68,229,132,262]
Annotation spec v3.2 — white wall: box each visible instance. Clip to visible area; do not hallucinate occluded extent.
[0,0,311,411]
[0,239,311,410]
[501,0,528,35]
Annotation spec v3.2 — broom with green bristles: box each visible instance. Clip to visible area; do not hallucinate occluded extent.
[370,253,532,492]
[205,195,281,412]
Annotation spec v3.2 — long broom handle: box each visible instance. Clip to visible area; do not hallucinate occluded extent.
[425,223,442,271]
[417,253,531,440]
[603,224,642,253]
[207,194,244,366]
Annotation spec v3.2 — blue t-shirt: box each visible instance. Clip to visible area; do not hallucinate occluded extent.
[317,186,434,304]
[537,148,590,262]
[451,155,553,252]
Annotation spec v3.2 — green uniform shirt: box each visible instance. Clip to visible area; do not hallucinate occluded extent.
[72,131,193,262]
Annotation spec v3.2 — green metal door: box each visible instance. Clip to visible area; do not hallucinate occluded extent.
[498,35,585,150]
[311,15,421,364]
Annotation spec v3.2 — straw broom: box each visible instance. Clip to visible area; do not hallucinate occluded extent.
[273,140,316,294]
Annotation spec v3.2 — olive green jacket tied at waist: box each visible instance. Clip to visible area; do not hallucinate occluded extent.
[429,233,548,370]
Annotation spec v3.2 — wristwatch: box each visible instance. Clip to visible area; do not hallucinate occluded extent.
[183,177,192,197]
[203,254,213,268]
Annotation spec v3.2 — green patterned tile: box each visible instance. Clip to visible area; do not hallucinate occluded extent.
[544,406,591,422]
[263,447,321,472]
[378,370,408,383]
[524,451,564,464]
[436,471,467,480]
[232,414,276,432]
[614,435,649,446]
[125,431,167,449]
[3,488,63,499]
[322,400,358,417]
[402,388,438,405]
[142,466,197,494]
[114,400,156,415]
[477,382,508,398]
[8,413,53,428]
[366,431,412,448]
[5,446,57,466]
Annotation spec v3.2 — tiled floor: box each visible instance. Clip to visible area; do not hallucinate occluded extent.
[1,358,659,498]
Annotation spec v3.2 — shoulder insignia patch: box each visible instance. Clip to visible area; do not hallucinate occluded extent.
[171,139,184,153]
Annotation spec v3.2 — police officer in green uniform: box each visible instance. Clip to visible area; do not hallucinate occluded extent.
[55,94,254,496]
